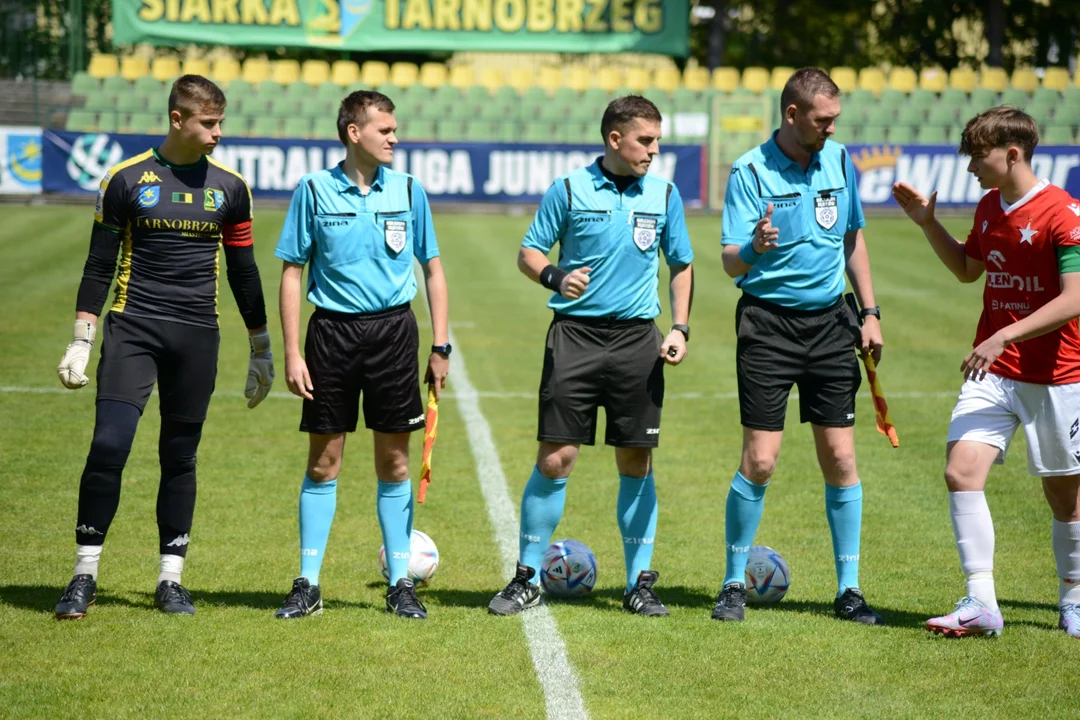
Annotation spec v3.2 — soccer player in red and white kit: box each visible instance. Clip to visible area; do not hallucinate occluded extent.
[893,107,1080,638]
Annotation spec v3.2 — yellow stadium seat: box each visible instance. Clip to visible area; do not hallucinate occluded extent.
[919,66,948,92]
[949,66,977,92]
[652,68,680,93]
[271,60,301,85]
[361,61,390,87]
[1042,67,1070,91]
[770,66,795,92]
[711,67,739,92]
[181,58,211,78]
[390,62,419,88]
[241,58,271,84]
[88,53,119,79]
[829,67,857,93]
[681,67,708,92]
[301,60,330,86]
[418,62,447,88]
[448,65,475,89]
[331,60,360,86]
[479,67,503,92]
[595,67,623,92]
[210,58,241,85]
[741,67,770,94]
[1011,67,1038,92]
[119,56,149,81]
[150,57,181,82]
[566,66,591,92]
[537,66,563,93]
[508,67,536,93]
[979,67,1008,92]
[887,66,917,92]
[624,68,651,92]
[857,67,886,94]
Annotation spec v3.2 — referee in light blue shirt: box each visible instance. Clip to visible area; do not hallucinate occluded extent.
[711,68,886,626]
[272,91,450,622]
[487,96,694,618]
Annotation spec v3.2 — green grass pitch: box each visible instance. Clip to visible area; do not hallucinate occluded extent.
[2,205,1078,718]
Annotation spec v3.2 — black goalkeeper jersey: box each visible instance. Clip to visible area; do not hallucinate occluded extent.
[93,148,254,328]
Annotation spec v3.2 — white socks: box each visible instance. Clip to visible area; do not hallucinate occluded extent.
[158,554,184,586]
[74,544,103,580]
[1052,519,1080,608]
[949,491,998,611]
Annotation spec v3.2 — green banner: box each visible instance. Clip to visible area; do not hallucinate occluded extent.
[113,0,689,55]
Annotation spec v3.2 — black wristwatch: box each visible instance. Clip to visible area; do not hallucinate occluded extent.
[860,306,881,320]
[432,343,452,356]
[672,324,691,342]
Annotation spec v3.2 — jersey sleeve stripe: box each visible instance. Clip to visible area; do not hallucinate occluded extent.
[222,220,254,247]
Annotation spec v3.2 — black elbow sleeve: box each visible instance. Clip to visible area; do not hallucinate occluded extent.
[223,244,267,330]
[75,223,121,316]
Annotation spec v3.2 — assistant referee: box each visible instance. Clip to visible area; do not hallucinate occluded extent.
[712,68,886,626]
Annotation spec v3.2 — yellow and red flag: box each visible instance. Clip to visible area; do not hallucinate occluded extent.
[862,354,899,448]
[417,384,439,504]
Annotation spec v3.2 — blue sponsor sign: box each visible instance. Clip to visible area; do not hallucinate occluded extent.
[42,130,707,206]
[1,126,43,194]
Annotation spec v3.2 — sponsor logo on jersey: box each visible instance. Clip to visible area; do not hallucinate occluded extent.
[138,171,162,184]
[134,217,221,235]
[987,250,1006,270]
[987,273,1046,292]
[1071,226,1080,241]
[1068,202,1080,217]
[137,185,160,208]
[171,192,193,204]
[204,188,224,211]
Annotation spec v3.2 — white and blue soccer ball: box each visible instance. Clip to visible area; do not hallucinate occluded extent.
[540,539,597,598]
[379,529,439,586]
[745,545,790,604]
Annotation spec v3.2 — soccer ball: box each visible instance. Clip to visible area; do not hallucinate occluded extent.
[744,545,790,604]
[379,529,439,586]
[540,539,597,598]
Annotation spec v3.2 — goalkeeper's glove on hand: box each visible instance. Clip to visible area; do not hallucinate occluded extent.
[57,320,96,389]
[245,329,275,408]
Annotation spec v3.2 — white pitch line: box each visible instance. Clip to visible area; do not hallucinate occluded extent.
[445,325,589,720]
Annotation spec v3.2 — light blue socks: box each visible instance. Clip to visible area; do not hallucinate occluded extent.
[519,466,568,585]
[825,482,863,596]
[377,479,414,585]
[617,472,658,592]
[298,475,337,586]
[723,471,768,586]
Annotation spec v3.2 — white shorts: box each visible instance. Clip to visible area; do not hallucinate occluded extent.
[948,373,1080,477]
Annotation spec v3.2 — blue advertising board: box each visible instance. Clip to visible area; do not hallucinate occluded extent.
[42,130,707,206]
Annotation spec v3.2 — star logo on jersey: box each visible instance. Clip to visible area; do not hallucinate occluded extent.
[1018,220,1038,245]
[138,171,162,184]
[137,185,160,208]
[1068,202,1080,217]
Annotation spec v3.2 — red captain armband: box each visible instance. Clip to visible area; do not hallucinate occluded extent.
[222,220,253,247]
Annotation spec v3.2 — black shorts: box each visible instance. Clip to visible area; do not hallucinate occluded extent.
[301,305,425,435]
[96,312,220,422]
[538,314,665,448]
[736,293,862,431]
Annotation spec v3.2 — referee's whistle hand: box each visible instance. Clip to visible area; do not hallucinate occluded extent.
[753,203,779,253]
[661,332,687,365]
[285,353,314,400]
[560,267,592,300]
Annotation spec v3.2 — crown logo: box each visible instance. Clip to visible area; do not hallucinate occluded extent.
[851,146,903,172]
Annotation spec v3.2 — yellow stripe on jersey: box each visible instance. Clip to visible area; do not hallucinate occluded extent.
[94,150,154,224]
[111,222,134,313]
[207,157,253,220]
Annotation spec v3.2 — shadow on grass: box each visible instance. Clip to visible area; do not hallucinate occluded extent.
[420,584,717,612]
[0,584,146,613]
[998,598,1059,614]
[760,598,933,629]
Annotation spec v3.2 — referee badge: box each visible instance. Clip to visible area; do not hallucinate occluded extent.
[384,219,407,253]
[632,216,657,251]
[815,195,838,230]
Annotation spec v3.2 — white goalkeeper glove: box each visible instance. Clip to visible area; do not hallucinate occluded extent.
[57,320,96,389]
[245,329,275,409]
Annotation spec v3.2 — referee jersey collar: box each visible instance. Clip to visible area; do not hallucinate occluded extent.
[587,158,645,194]
[763,131,822,171]
[330,162,386,194]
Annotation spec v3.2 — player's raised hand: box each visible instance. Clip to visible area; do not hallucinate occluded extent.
[57,320,96,389]
[560,266,592,300]
[661,330,687,365]
[753,202,779,253]
[284,352,314,401]
[892,183,937,227]
[245,329,275,408]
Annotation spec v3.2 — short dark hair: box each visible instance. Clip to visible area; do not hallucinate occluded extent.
[600,95,662,142]
[780,67,840,112]
[337,90,395,145]
[959,106,1039,162]
[168,75,226,116]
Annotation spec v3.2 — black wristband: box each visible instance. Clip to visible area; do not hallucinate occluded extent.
[539,265,569,294]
